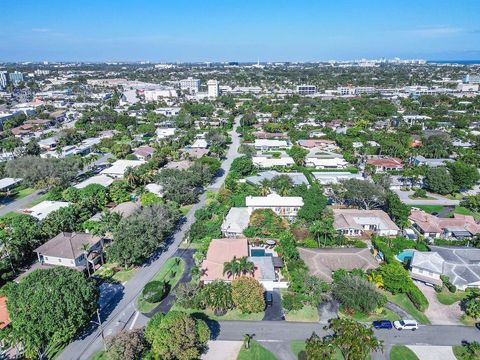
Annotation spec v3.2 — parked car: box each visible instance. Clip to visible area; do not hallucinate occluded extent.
[372,320,393,329]
[265,292,273,307]
[393,320,418,331]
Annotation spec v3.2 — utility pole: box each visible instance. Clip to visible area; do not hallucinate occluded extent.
[93,309,107,351]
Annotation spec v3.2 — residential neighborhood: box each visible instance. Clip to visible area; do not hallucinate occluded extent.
[0,3,480,359]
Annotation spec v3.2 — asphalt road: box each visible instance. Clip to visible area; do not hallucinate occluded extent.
[58,116,242,360]
[393,189,460,206]
[214,321,480,347]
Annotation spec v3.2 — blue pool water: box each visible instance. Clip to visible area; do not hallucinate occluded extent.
[396,249,414,262]
[250,249,266,257]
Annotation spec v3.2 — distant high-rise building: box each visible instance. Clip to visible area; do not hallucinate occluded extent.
[464,74,480,84]
[8,71,24,85]
[0,71,8,89]
[207,80,219,98]
[180,77,200,93]
[296,85,316,95]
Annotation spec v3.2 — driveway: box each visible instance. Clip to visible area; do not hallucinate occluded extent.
[407,346,456,360]
[318,299,339,323]
[393,189,460,206]
[201,340,242,360]
[262,289,283,321]
[415,282,462,325]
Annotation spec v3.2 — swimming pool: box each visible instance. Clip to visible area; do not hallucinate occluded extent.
[250,248,266,257]
[396,249,414,262]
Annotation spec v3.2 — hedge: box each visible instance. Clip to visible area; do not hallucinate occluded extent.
[406,285,429,312]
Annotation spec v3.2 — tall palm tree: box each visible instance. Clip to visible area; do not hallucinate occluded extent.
[259,179,271,196]
[124,166,140,188]
[223,256,241,279]
[243,334,255,349]
[238,256,255,276]
[309,219,337,247]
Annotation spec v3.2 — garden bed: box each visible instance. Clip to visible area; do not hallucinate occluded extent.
[170,304,265,321]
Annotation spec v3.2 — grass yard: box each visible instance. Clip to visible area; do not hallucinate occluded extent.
[460,314,477,326]
[284,305,319,322]
[390,345,418,360]
[136,257,185,313]
[453,206,480,221]
[95,263,137,283]
[237,341,277,360]
[25,192,49,207]
[180,204,194,216]
[385,293,430,324]
[170,304,265,321]
[290,341,345,360]
[408,205,444,214]
[342,308,400,322]
[12,187,36,200]
[436,289,469,305]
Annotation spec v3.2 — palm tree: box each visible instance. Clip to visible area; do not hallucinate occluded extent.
[238,256,255,276]
[243,333,255,349]
[124,166,140,188]
[259,179,271,196]
[309,219,337,247]
[367,272,384,289]
[223,256,241,279]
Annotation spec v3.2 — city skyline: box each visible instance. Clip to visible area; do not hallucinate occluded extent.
[1,0,479,62]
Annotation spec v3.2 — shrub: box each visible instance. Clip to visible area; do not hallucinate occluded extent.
[413,188,427,198]
[142,281,167,303]
[231,276,265,314]
[106,329,148,360]
[446,283,457,293]
[301,238,318,248]
[434,285,443,293]
[282,292,303,311]
[332,275,386,314]
[406,285,429,312]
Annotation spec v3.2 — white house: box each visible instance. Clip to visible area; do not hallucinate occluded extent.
[23,201,71,221]
[74,174,115,189]
[100,160,145,179]
[221,207,250,237]
[156,127,176,140]
[333,209,400,237]
[246,193,303,219]
[312,172,363,185]
[305,157,348,169]
[254,139,289,151]
[252,156,295,168]
[190,139,208,149]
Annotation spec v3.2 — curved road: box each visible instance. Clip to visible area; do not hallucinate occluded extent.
[58,117,242,360]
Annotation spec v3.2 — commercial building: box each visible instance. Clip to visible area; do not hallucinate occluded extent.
[8,71,23,85]
[296,85,316,95]
[0,71,8,89]
[180,77,200,93]
[207,80,219,98]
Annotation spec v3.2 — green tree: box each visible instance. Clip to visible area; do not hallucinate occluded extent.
[106,329,148,360]
[447,161,480,191]
[328,318,383,360]
[271,175,293,196]
[309,213,337,247]
[296,184,328,223]
[385,191,410,228]
[287,145,308,166]
[339,179,386,210]
[424,167,454,195]
[201,280,233,314]
[147,311,210,360]
[7,267,98,358]
[231,276,265,314]
[332,275,386,314]
[230,156,254,176]
[305,332,336,360]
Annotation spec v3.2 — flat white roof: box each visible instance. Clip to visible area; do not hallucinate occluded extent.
[0,177,22,190]
[74,174,115,189]
[23,201,71,220]
[246,193,304,207]
[100,160,145,177]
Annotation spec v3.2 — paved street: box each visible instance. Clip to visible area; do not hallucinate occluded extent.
[58,116,242,360]
[213,321,480,347]
[393,189,460,206]
[0,189,44,217]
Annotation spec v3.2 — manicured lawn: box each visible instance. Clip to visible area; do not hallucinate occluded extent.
[90,351,106,360]
[12,187,36,200]
[390,345,418,360]
[460,314,477,326]
[453,345,469,359]
[343,308,400,322]
[385,293,430,324]
[436,289,469,305]
[237,341,277,360]
[180,204,194,216]
[25,193,49,207]
[284,305,319,322]
[95,263,137,283]
[290,341,344,360]
[408,205,444,214]
[453,206,480,221]
[137,257,185,313]
[170,304,265,321]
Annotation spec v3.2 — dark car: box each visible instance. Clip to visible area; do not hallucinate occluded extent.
[265,292,273,307]
[373,320,393,329]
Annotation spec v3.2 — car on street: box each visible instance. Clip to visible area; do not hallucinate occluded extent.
[393,319,418,331]
[373,320,393,329]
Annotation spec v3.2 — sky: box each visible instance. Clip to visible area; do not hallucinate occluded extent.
[1,0,479,62]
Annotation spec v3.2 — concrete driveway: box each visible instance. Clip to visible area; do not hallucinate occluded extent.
[408,346,456,360]
[393,189,460,206]
[415,282,462,325]
[202,340,242,360]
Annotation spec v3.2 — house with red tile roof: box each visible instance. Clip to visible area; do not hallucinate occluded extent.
[409,210,480,240]
[366,157,404,172]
